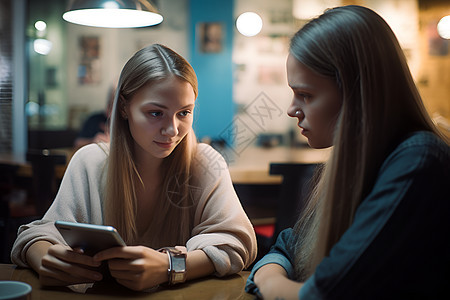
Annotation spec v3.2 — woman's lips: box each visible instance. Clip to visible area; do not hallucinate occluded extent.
[154,141,173,148]
[298,124,308,136]
[301,128,308,136]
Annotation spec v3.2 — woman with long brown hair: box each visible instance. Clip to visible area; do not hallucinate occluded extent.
[12,44,256,290]
[246,5,450,299]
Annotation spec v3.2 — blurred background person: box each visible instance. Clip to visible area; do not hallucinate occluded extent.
[73,86,115,149]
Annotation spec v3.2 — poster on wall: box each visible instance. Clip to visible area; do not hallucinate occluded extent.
[78,36,101,84]
[197,22,223,53]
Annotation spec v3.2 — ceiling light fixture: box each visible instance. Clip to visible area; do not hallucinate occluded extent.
[62,0,163,28]
[34,39,53,55]
[437,15,450,39]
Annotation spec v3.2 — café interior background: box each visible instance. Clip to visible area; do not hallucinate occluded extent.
[0,0,449,154]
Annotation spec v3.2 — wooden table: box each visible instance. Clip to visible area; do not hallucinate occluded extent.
[228,146,330,184]
[0,264,254,300]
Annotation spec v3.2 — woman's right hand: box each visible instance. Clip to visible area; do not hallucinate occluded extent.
[254,263,303,300]
[27,241,103,286]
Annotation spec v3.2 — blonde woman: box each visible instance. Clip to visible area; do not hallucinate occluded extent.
[12,44,257,290]
[246,5,450,299]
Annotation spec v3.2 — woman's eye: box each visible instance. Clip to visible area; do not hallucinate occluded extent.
[296,93,311,102]
[148,111,162,117]
[179,110,191,117]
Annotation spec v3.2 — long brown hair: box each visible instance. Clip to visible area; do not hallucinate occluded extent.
[289,5,447,280]
[104,44,198,246]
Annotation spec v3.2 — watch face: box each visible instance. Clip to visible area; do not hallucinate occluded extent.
[172,255,186,272]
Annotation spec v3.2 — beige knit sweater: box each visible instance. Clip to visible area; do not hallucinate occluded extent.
[11,143,257,276]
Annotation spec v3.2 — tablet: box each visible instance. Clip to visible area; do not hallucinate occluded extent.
[55,221,126,256]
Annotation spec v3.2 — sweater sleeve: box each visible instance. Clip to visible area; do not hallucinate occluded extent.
[10,144,108,267]
[186,144,257,276]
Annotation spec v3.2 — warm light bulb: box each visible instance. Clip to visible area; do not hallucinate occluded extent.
[236,12,263,37]
[34,39,52,55]
[34,20,47,31]
[437,15,450,39]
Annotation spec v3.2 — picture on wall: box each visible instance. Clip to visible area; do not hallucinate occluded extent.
[78,36,101,84]
[197,22,223,53]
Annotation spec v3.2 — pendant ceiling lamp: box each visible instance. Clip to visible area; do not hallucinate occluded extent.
[63,0,163,28]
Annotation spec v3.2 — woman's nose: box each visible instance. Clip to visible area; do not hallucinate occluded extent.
[161,116,179,137]
[287,103,303,119]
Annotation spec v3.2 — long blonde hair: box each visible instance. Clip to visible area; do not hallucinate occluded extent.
[289,6,448,280]
[104,44,198,246]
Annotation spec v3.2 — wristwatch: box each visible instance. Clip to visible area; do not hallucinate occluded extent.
[158,247,187,285]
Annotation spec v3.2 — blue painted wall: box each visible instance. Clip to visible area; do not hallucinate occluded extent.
[189,0,234,144]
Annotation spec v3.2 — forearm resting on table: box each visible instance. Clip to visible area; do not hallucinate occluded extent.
[186,249,215,280]
[26,240,53,272]
[255,263,304,300]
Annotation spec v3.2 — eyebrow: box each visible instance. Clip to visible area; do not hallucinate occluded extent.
[288,83,315,91]
[143,102,194,110]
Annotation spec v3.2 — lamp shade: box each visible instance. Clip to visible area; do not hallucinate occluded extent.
[62,0,163,28]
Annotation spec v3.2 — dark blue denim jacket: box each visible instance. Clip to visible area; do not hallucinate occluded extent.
[246,131,450,299]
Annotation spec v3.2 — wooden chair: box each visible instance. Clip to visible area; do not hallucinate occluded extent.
[0,164,20,263]
[254,162,319,261]
[26,149,66,216]
[0,149,66,263]
[0,164,39,263]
